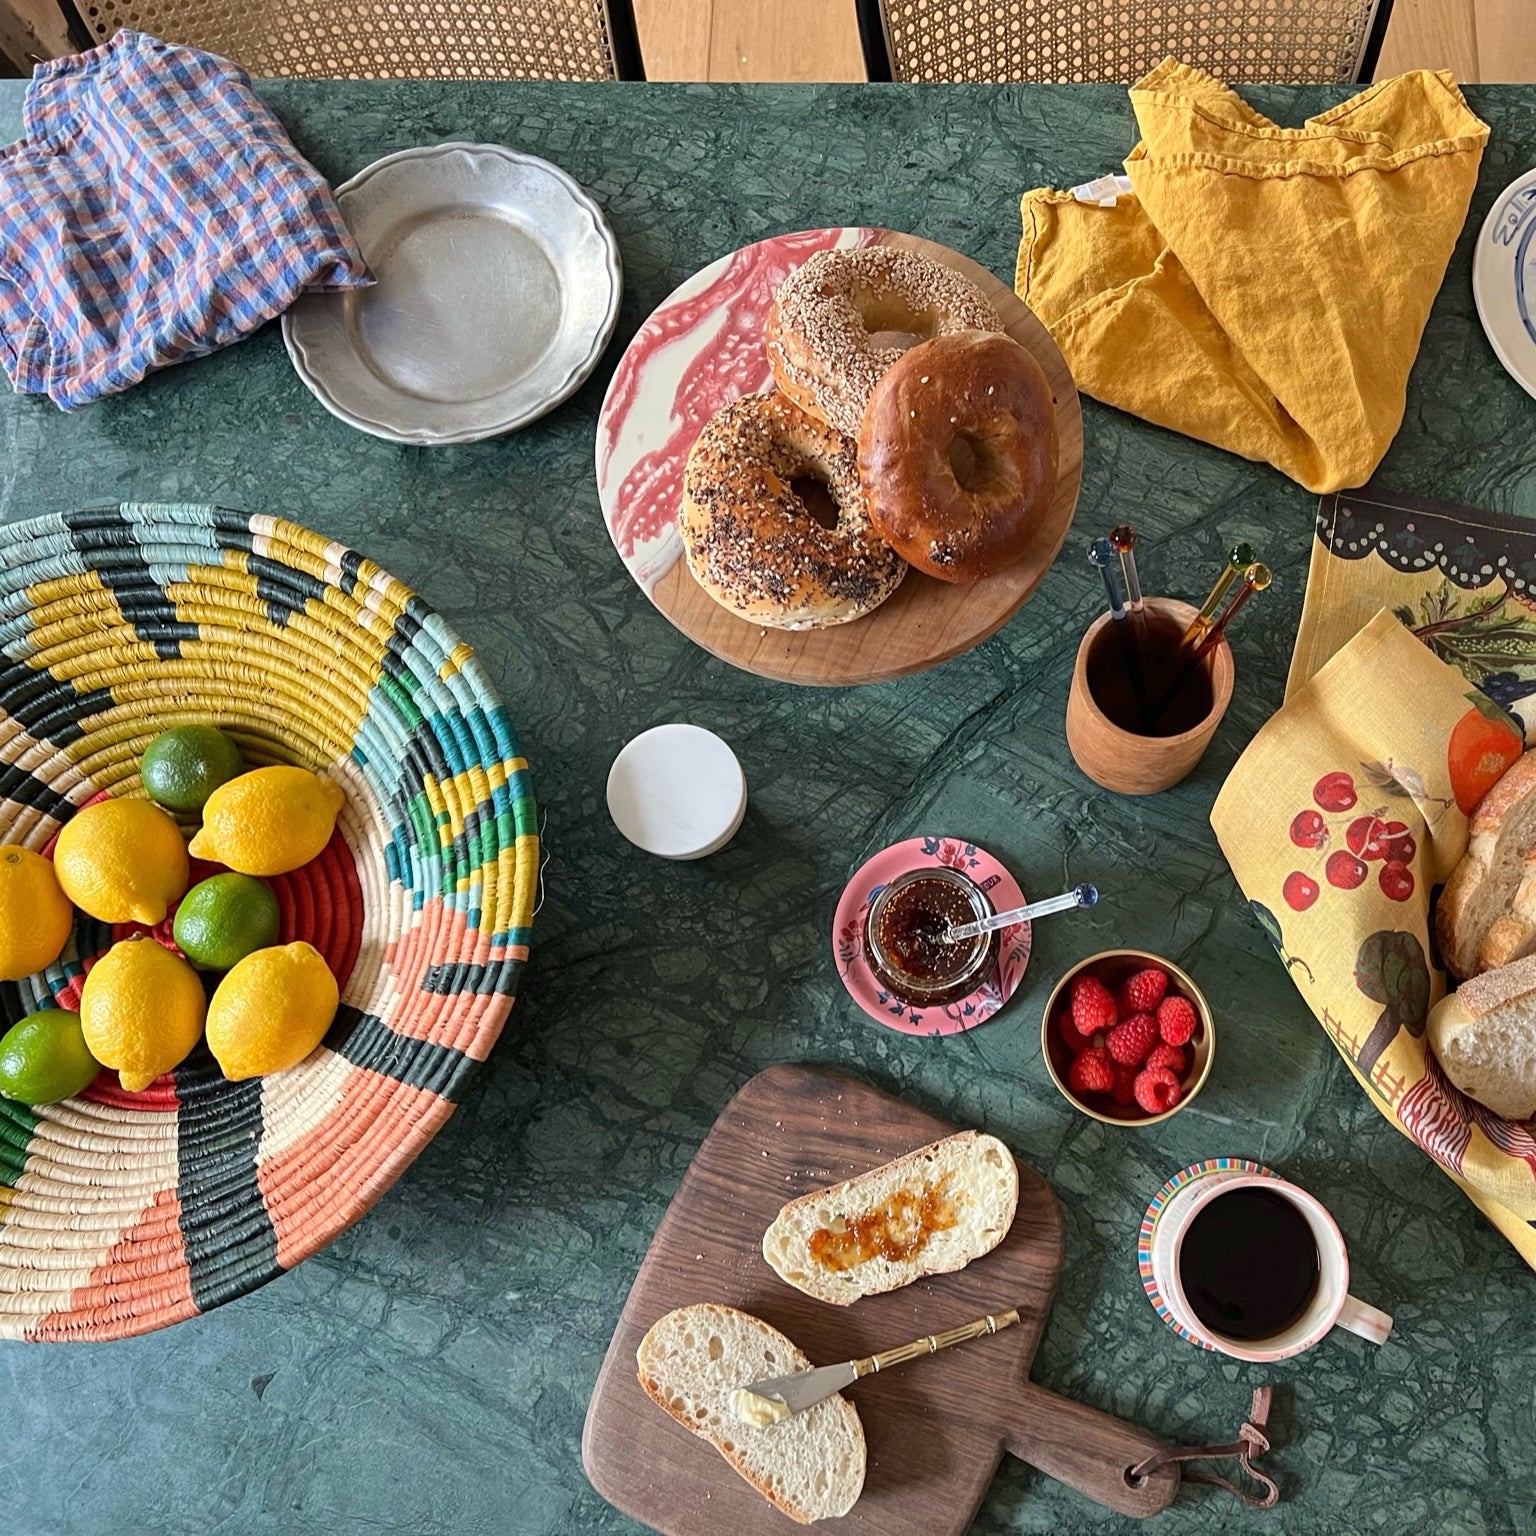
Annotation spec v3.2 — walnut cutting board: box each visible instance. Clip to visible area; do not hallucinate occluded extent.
[582,1065,1179,1533]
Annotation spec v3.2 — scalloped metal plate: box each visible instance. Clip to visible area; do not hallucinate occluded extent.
[283,142,622,446]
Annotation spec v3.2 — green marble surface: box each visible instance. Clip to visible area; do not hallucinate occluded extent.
[1,78,1534,1536]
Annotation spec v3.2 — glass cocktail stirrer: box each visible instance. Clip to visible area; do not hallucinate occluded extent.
[944,882,1099,944]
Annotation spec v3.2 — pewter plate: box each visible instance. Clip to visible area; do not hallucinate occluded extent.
[283,142,622,446]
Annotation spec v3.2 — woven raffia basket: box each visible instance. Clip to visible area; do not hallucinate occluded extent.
[0,505,537,1341]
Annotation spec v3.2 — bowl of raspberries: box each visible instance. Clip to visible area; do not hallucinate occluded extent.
[1041,950,1213,1125]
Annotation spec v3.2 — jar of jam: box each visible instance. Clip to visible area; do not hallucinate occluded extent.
[864,867,997,1008]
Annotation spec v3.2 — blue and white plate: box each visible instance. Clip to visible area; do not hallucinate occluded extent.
[1473,168,1536,402]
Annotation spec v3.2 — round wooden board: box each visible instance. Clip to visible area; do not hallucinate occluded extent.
[596,228,1083,687]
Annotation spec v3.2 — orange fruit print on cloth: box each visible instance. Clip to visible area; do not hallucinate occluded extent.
[1447,697,1524,814]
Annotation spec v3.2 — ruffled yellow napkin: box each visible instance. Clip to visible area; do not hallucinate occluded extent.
[1213,611,1536,1272]
[1017,62,1489,493]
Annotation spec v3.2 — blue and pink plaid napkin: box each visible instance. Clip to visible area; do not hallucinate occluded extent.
[0,30,370,409]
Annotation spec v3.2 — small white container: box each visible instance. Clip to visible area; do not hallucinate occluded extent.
[606,724,746,860]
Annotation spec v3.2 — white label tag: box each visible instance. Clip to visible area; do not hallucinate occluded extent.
[1070,173,1134,207]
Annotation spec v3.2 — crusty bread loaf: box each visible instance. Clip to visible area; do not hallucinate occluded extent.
[636,1303,865,1524]
[1428,955,1536,1119]
[1438,752,1536,978]
[762,1130,1019,1306]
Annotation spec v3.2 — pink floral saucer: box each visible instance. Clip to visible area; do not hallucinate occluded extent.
[832,836,1030,1036]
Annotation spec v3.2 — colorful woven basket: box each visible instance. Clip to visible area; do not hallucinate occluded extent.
[0,504,537,1340]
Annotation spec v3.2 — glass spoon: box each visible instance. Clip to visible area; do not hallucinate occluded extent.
[943,882,1099,944]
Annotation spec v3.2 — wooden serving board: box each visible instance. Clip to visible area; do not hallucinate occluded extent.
[583,1065,1178,1534]
[595,228,1082,686]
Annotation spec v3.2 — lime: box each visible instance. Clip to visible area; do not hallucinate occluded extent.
[173,873,281,971]
[142,725,245,813]
[0,1009,100,1105]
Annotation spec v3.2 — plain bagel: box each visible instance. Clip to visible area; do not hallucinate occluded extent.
[857,330,1058,583]
[679,391,906,630]
[766,246,1002,439]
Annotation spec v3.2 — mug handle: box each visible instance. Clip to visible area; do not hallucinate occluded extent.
[1337,1294,1393,1345]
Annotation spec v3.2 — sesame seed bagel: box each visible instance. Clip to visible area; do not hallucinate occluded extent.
[766,246,1003,439]
[680,392,906,631]
[858,331,1058,584]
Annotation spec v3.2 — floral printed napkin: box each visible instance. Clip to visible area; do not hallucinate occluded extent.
[1288,486,1536,731]
[1215,606,1536,1272]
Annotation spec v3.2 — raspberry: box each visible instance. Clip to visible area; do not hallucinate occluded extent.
[1134,1065,1182,1114]
[1107,1013,1158,1066]
[1068,1046,1115,1096]
[1059,1011,1092,1055]
[1117,967,1168,1015]
[1069,974,1118,1037]
[1157,994,1197,1047]
[1145,1041,1187,1077]
[1110,1064,1138,1106]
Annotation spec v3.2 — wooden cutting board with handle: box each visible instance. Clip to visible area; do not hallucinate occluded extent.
[583,1064,1180,1533]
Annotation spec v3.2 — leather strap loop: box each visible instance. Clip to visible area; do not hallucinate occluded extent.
[1126,1387,1280,1509]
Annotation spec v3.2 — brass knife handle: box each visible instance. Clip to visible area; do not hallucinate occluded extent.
[851,1308,1021,1380]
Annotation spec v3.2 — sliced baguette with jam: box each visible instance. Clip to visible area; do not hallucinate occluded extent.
[763,1130,1019,1305]
[1428,954,1536,1120]
[636,1303,865,1524]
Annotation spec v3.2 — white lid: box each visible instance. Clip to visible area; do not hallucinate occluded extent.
[606,724,747,860]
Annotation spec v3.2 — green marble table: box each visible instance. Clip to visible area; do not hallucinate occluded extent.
[1,78,1534,1536]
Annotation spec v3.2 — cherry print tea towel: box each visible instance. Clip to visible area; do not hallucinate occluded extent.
[1213,610,1536,1272]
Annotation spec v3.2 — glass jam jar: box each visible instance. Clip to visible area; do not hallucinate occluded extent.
[864,867,997,1008]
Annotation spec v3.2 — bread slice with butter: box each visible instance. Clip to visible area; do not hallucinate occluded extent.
[762,1130,1019,1305]
[1428,954,1536,1120]
[636,1303,865,1524]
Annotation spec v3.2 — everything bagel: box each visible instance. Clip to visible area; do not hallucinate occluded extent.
[680,392,907,629]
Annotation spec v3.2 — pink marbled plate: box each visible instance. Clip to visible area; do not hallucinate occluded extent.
[596,227,878,593]
[832,836,1031,1036]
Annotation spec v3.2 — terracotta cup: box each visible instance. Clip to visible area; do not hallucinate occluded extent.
[1065,596,1234,796]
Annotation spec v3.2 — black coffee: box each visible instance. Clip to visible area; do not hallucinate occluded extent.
[1179,1188,1320,1342]
[1085,611,1215,738]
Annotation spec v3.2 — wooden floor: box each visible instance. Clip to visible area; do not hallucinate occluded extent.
[633,0,1536,83]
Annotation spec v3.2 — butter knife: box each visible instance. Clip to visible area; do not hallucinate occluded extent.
[731,1308,1021,1424]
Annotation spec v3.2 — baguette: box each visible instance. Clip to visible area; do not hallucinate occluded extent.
[1428,955,1536,1120]
[636,1303,865,1524]
[1438,752,1536,979]
[763,1130,1019,1305]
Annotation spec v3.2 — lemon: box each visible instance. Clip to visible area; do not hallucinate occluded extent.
[0,847,74,981]
[80,936,206,1092]
[188,766,345,877]
[206,941,339,1081]
[54,799,189,927]
[173,873,280,971]
[0,1009,100,1104]
[142,725,245,813]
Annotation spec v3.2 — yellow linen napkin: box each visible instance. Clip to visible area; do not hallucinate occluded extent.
[1212,611,1536,1272]
[1017,62,1489,494]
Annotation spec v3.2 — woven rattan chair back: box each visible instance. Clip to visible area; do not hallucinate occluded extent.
[857,0,1394,85]
[71,0,645,79]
